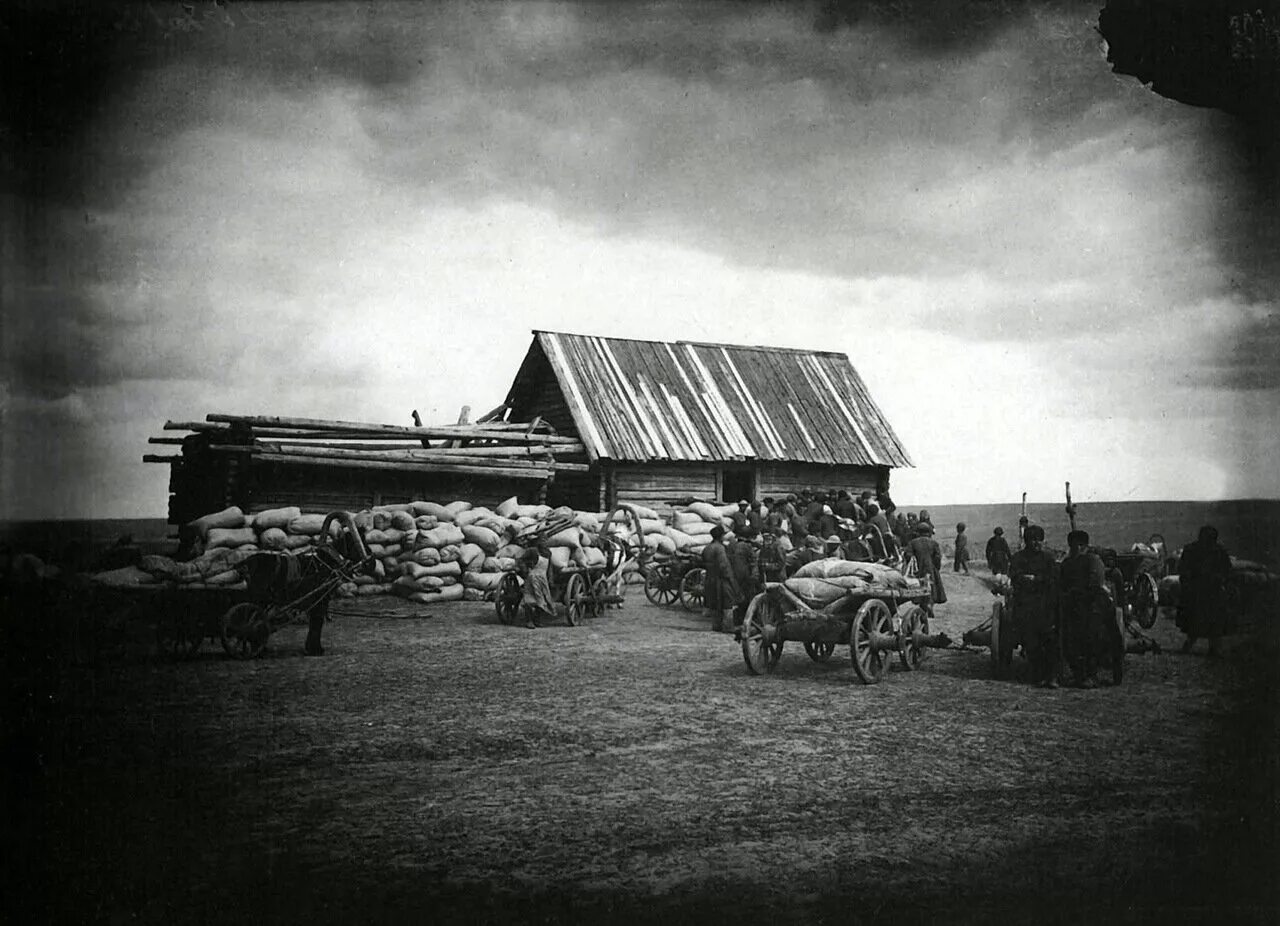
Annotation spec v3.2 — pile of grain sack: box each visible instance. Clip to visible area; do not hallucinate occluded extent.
[783,558,917,607]
[133,498,799,606]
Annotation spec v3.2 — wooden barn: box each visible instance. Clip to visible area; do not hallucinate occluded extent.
[503,331,913,513]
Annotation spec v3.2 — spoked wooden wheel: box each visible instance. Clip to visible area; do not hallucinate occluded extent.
[220,603,270,659]
[897,603,930,671]
[495,574,522,626]
[1130,572,1159,630]
[741,593,784,675]
[850,598,894,684]
[990,600,1013,680]
[680,568,705,612]
[644,564,678,607]
[565,573,587,626]
[157,611,204,660]
[803,640,837,662]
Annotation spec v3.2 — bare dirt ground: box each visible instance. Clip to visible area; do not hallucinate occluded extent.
[5,570,1278,925]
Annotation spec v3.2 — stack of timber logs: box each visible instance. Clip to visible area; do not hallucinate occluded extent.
[145,411,589,526]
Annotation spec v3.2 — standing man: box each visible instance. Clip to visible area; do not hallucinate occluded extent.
[728,526,760,629]
[730,501,751,537]
[1008,524,1060,688]
[906,520,948,605]
[1058,530,1111,687]
[746,501,765,537]
[986,526,1012,576]
[702,525,740,633]
[1176,525,1233,656]
[762,499,785,538]
[953,523,971,574]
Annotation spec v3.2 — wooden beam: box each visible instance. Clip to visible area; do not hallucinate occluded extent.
[256,452,550,480]
[143,454,182,463]
[148,437,187,445]
[239,444,590,472]
[206,414,581,444]
[164,420,229,431]
[260,440,586,457]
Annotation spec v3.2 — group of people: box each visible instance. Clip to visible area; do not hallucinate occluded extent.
[700,490,952,633]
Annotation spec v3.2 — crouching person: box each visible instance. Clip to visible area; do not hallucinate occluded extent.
[518,547,556,629]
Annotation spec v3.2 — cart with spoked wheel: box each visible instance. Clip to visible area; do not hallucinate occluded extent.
[217,511,373,659]
[738,575,951,684]
[643,551,706,611]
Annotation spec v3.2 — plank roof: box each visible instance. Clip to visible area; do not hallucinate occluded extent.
[506,331,913,467]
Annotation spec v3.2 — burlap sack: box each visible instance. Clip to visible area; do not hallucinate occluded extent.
[253,507,301,531]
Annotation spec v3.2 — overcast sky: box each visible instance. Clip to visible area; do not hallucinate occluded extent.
[3,1,1278,519]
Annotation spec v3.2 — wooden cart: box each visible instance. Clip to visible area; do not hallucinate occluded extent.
[739,579,950,685]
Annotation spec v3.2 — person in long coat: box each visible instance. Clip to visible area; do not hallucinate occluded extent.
[906,521,947,605]
[518,547,556,629]
[1009,525,1060,687]
[1058,529,1111,687]
[986,526,1012,576]
[1177,525,1233,656]
[702,525,740,633]
[728,527,760,628]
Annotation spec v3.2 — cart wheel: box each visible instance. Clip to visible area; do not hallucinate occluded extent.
[1130,572,1159,630]
[990,600,1014,680]
[803,640,837,663]
[680,568,705,612]
[897,603,929,671]
[851,598,894,684]
[220,603,269,659]
[741,593,784,675]
[495,573,522,626]
[156,610,204,660]
[565,572,587,626]
[644,564,678,607]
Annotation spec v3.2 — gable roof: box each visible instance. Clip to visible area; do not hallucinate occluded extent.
[506,331,913,467]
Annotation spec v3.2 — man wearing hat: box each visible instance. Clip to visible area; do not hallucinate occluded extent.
[701,525,740,633]
[906,520,947,604]
[1059,530,1112,688]
[1008,524,1060,688]
[986,526,1012,576]
[730,500,751,537]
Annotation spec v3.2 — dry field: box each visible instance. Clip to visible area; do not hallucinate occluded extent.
[5,571,1277,925]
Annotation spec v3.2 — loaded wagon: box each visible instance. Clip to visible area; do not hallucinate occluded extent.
[738,560,951,684]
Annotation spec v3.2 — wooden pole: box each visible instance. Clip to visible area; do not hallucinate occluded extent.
[237,444,589,471]
[1019,491,1028,546]
[1065,482,1076,532]
[205,413,581,445]
[255,452,551,480]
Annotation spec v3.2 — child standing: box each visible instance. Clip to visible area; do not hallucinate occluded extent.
[953,522,970,574]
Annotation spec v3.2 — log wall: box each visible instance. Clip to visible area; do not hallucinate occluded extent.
[756,463,884,501]
[609,463,718,514]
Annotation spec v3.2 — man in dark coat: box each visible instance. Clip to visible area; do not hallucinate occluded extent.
[1177,525,1233,656]
[986,526,1012,576]
[833,490,859,521]
[906,521,947,605]
[1008,524,1060,688]
[729,501,751,537]
[728,527,760,628]
[702,525,740,633]
[746,501,765,537]
[1058,530,1111,687]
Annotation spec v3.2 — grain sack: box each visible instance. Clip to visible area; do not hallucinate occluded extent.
[365,528,406,545]
[653,535,677,555]
[462,587,488,602]
[353,510,374,532]
[683,521,715,537]
[382,557,399,574]
[354,583,393,597]
[571,547,607,569]
[371,559,386,580]
[461,524,501,554]
[476,516,519,538]
[687,502,724,524]
[206,568,243,587]
[402,560,461,579]
[463,572,505,592]
[495,496,520,519]
[784,575,868,604]
[639,518,667,535]
[389,510,416,532]
[206,527,257,549]
[337,582,357,598]
[572,511,601,533]
[515,504,551,518]
[544,527,582,550]
[253,507,300,531]
[496,544,525,560]
[139,554,181,581]
[414,515,439,532]
[457,543,485,571]
[549,547,571,569]
[410,574,447,590]
[188,506,245,539]
[793,558,875,580]
[672,511,706,530]
[620,503,659,520]
[258,527,289,551]
[288,513,328,536]
[413,584,464,603]
[438,544,461,563]
[406,547,441,567]
[353,573,376,586]
[372,511,393,531]
[281,534,314,551]
[410,501,453,521]
[419,524,465,547]
[453,507,492,527]
[481,556,518,573]
[667,529,698,551]
[372,502,414,513]
[776,534,793,553]
[443,500,472,518]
